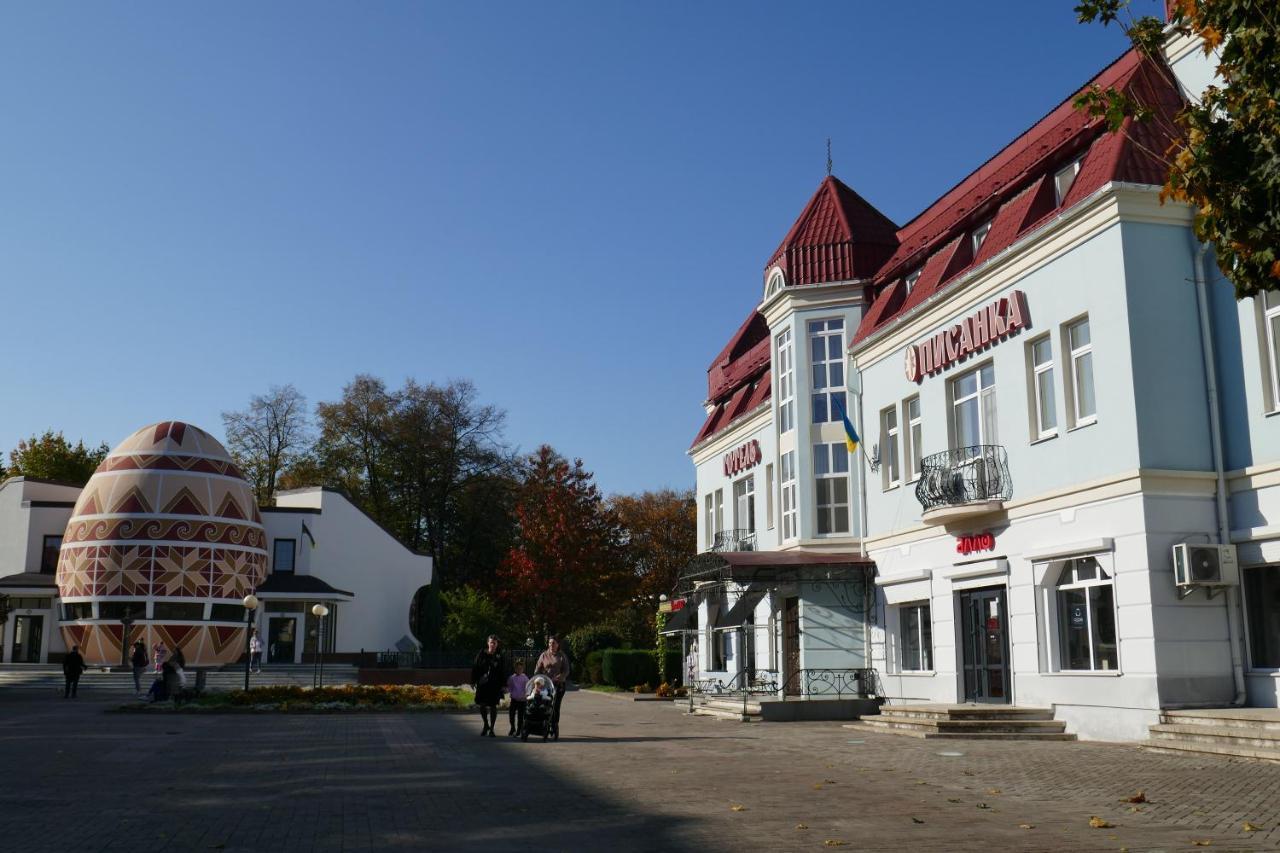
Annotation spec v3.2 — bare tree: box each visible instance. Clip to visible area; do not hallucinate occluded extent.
[222,384,312,505]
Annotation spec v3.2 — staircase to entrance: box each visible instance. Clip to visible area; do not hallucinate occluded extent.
[844,704,1076,740]
[1144,708,1280,763]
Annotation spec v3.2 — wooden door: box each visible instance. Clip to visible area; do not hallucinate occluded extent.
[782,597,800,695]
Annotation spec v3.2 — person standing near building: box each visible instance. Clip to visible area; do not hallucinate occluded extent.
[130,641,148,694]
[534,636,570,738]
[471,635,505,738]
[153,641,168,673]
[249,630,263,673]
[506,659,529,737]
[62,645,86,699]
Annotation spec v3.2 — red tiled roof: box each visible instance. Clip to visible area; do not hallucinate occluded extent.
[765,176,899,286]
[694,310,773,449]
[850,49,1184,348]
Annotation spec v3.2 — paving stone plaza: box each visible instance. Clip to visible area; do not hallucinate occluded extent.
[4,686,1280,852]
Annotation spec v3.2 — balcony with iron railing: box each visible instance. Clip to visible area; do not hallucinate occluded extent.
[915,444,1012,524]
[710,529,757,552]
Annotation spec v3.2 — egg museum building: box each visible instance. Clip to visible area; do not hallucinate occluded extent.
[676,20,1280,743]
[0,422,432,668]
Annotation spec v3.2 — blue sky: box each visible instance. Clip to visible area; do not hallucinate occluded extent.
[0,1,1158,495]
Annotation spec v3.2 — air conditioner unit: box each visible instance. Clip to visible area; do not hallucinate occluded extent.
[1172,543,1239,588]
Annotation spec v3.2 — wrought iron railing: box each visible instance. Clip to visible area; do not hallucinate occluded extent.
[690,668,879,700]
[915,444,1012,512]
[710,529,757,552]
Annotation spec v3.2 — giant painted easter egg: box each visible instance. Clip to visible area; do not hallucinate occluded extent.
[56,421,268,666]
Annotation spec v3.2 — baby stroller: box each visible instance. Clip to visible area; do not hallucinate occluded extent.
[521,673,558,742]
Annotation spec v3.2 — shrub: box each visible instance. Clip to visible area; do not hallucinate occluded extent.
[601,648,658,688]
[565,624,624,663]
[633,683,654,694]
[584,650,605,685]
[661,650,683,686]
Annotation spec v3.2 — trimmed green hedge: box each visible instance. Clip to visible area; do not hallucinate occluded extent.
[584,650,605,685]
[601,649,658,688]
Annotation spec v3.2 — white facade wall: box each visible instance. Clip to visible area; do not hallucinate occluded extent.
[0,478,78,663]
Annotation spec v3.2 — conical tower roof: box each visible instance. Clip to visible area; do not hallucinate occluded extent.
[765,176,898,287]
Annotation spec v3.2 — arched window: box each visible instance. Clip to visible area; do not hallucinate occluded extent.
[1055,557,1117,670]
[765,270,785,300]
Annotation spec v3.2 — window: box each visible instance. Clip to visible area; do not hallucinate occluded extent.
[780,451,798,540]
[881,406,900,489]
[704,493,714,550]
[765,463,775,530]
[62,602,92,620]
[766,270,784,299]
[813,443,851,535]
[1055,557,1117,671]
[153,601,205,621]
[900,603,933,671]
[951,363,997,447]
[809,319,846,424]
[1244,566,1280,668]
[210,603,247,622]
[776,328,796,433]
[971,221,992,256]
[714,489,724,542]
[40,535,62,574]
[1262,292,1280,411]
[904,269,922,295]
[733,475,755,535]
[273,539,296,573]
[1066,317,1096,426]
[1029,335,1058,439]
[99,601,146,620]
[9,597,50,609]
[904,396,922,480]
[1054,159,1081,206]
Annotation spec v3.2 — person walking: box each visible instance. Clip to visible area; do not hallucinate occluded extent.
[249,630,263,673]
[62,645,86,699]
[130,641,148,694]
[471,635,505,738]
[506,659,529,737]
[153,641,168,673]
[534,636,570,738]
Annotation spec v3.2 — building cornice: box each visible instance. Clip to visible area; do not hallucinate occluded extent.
[761,280,867,329]
[689,405,771,463]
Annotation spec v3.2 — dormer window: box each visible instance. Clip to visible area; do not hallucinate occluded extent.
[765,270,785,299]
[904,270,922,295]
[1054,159,1082,206]
[971,221,992,256]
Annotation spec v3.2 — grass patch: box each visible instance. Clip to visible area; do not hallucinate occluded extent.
[118,684,475,713]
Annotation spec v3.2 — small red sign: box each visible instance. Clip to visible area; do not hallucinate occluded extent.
[956,531,995,555]
[669,598,687,611]
[723,439,763,477]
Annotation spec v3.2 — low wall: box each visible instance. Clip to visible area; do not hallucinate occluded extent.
[759,697,882,722]
[359,668,470,687]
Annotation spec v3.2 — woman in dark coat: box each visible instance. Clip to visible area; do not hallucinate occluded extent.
[471,635,505,737]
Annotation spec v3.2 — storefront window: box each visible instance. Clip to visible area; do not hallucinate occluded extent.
[900,602,933,671]
[1055,557,1117,670]
[1244,566,1280,668]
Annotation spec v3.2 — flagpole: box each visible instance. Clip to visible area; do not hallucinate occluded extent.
[853,367,868,561]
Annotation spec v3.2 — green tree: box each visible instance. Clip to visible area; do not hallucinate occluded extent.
[221,384,312,506]
[1074,0,1279,297]
[6,431,108,486]
[440,585,515,652]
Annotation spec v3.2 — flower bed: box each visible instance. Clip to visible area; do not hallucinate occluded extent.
[118,684,474,713]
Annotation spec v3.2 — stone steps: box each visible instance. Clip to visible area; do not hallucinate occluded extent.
[846,704,1075,741]
[688,697,761,721]
[1143,709,1280,763]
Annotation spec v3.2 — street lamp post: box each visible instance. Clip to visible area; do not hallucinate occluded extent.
[311,603,329,689]
[242,594,259,692]
[119,614,135,669]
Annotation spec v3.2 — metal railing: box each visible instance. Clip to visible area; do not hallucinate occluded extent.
[710,529,757,552]
[689,667,878,700]
[915,444,1012,512]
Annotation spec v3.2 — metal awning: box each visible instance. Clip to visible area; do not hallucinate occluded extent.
[659,601,699,634]
[678,549,874,593]
[714,585,766,630]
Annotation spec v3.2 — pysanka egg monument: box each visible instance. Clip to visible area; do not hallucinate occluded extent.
[56,421,268,665]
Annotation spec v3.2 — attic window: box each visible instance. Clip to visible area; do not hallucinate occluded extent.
[971,221,992,256]
[904,270,922,295]
[1055,159,1082,206]
[766,270,785,299]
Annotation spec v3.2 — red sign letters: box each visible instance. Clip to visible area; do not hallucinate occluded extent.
[905,291,1030,383]
[956,531,996,555]
[723,439,762,477]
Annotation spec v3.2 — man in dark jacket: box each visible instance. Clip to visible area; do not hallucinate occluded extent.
[62,645,86,699]
[130,641,148,694]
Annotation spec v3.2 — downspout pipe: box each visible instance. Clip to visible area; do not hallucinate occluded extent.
[1192,240,1247,706]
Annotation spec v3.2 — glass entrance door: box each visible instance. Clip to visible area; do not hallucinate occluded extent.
[959,587,1010,703]
[782,597,800,696]
[12,615,44,663]
[267,616,296,664]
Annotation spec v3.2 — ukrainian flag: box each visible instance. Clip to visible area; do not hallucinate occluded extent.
[832,395,860,454]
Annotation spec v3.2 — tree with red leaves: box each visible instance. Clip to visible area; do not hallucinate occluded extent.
[499,445,628,639]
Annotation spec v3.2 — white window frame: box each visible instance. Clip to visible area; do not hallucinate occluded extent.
[776,328,795,434]
[1054,158,1081,206]
[780,451,798,541]
[714,489,724,543]
[950,362,997,448]
[1064,317,1096,428]
[812,442,851,536]
[971,220,992,256]
[904,396,922,481]
[898,601,933,672]
[1048,556,1119,672]
[904,269,922,295]
[733,475,755,535]
[808,318,846,425]
[1028,334,1058,441]
[765,463,775,530]
[1261,291,1280,413]
[880,405,900,489]
[703,493,714,550]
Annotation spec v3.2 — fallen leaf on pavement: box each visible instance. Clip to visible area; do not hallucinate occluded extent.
[947,798,962,803]
[823,779,836,785]
[986,788,1002,795]
[1018,824,1035,830]
[730,804,747,812]
[1089,816,1114,829]
[1127,806,1143,813]
[911,817,925,824]
[976,803,991,810]
[1121,790,1147,804]
[823,841,847,848]
[795,824,808,831]
[812,784,825,790]
[1244,822,1262,832]
[962,770,975,776]
[1191,841,1212,847]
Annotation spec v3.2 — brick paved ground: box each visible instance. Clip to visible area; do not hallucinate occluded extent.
[2,688,1279,852]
